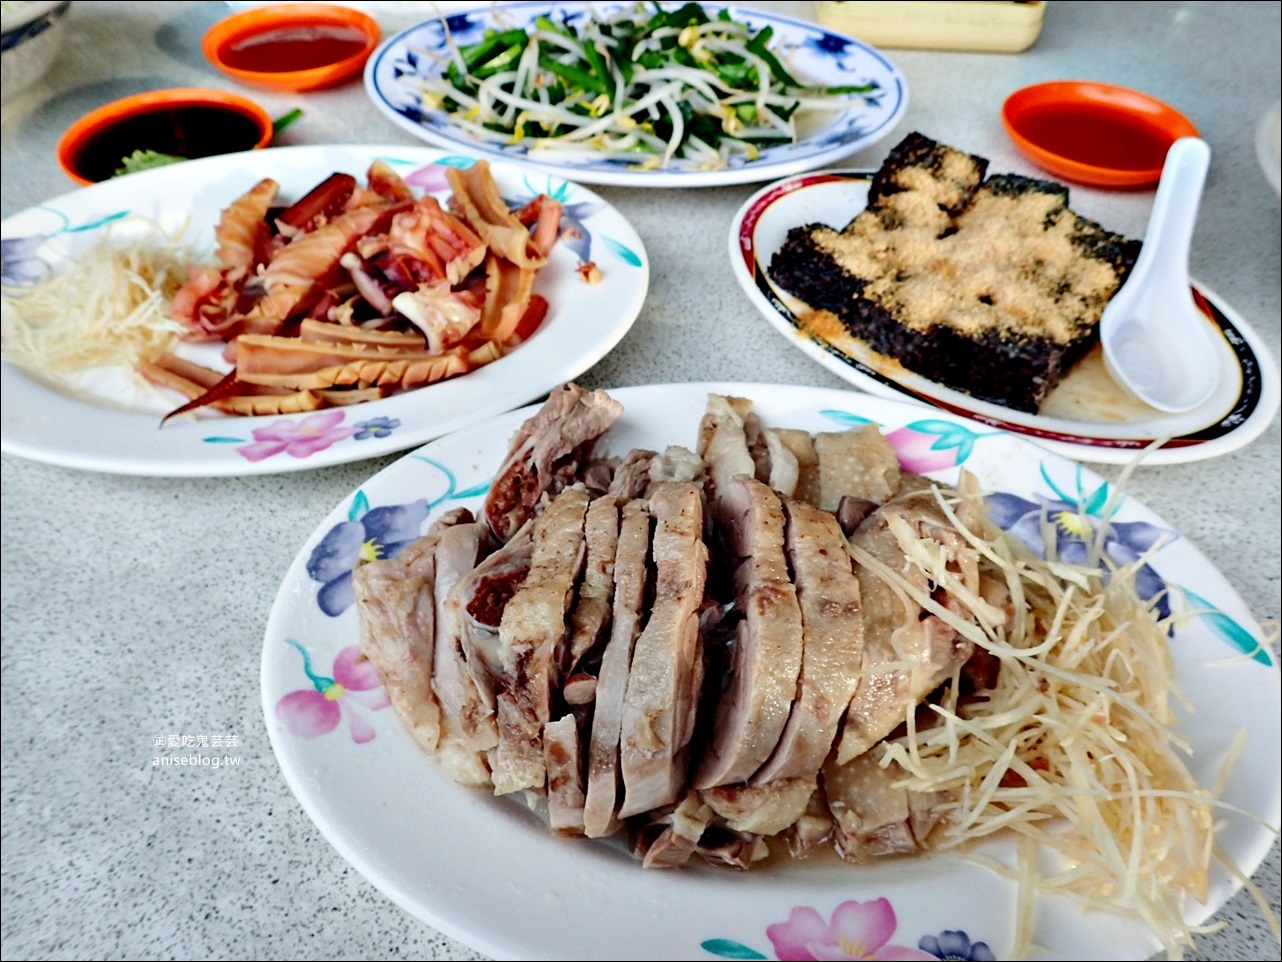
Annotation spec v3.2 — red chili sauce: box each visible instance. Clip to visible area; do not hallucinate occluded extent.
[217,23,369,73]
[1018,103,1173,172]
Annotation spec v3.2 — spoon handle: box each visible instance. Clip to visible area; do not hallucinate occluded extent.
[1135,137,1211,284]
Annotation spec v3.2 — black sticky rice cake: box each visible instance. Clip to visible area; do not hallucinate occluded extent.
[768,132,1142,414]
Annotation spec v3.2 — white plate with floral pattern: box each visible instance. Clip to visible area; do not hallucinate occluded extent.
[730,171,1282,465]
[365,2,909,188]
[0,144,647,476]
[261,382,1280,962]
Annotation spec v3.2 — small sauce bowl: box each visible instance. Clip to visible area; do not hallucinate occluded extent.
[203,3,380,93]
[1002,81,1199,189]
[57,87,273,185]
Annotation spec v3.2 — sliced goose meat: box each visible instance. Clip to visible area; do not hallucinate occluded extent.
[647,445,704,490]
[740,414,801,497]
[693,477,803,789]
[631,793,714,869]
[892,470,938,499]
[561,673,597,707]
[770,427,821,506]
[485,384,623,543]
[351,507,469,755]
[753,500,863,783]
[448,519,535,708]
[579,456,617,496]
[564,495,621,677]
[582,499,651,838]
[696,395,755,503]
[701,776,816,836]
[835,488,981,765]
[823,751,953,862]
[492,485,590,795]
[783,789,836,859]
[607,448,657,499]
[630,793,772,870]
[433,518,496,787]
[543,714,587,835]
[761,428,801,498]
[618,482,708,818]
[741,410,772,484]
[696,832,770,869]
[835,496,879,538]
[813,425,901,511]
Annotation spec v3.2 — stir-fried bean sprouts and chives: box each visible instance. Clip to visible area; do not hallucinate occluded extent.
[407,3,877,169]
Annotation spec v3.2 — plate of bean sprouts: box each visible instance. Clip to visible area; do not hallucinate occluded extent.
[364,1,909,187]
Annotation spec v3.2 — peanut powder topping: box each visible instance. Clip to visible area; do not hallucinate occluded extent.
[815,180,1127,344]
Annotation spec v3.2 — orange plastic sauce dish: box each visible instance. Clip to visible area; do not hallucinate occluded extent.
[57,88,273,185]
[203,4,381,92]
[218,22,370,73]
[1002,81,1199,189]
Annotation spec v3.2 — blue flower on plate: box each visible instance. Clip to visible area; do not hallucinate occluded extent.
[307,496,431,616]
[444,12,479,34]
[353,416,401,441]
[512,176,603,266]
[985,488,1175,622]
[1,235,48,287]
[808,31,855,57]
[919,929,997,961]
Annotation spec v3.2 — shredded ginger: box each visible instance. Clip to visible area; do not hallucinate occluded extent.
[1,223,190,381]
[850,477,1271,960]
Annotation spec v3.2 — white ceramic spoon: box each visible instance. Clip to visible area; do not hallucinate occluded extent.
[1099,136,1220,413]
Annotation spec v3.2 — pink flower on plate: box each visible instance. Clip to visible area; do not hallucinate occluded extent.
[237,410,358,463]
[403,162,456,193]
[276,641,390,744]
[883,420,990,474]
[766,899,936,962]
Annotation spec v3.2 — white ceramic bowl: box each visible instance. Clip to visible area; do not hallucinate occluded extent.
[1,0,71,103]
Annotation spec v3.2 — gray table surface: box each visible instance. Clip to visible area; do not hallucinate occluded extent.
[2,2,1279,959]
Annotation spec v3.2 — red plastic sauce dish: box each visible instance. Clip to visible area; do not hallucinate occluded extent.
[203,3,381,93]
[1002,81,1199,189]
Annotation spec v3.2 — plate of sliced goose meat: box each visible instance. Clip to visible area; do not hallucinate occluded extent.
[262,381,1280,961]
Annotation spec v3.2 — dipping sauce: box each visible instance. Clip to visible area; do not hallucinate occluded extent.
[202,4,380,92]
[1001,81,1199,189]
[66,107,264,183]
[215,23,370,74]
[1014,103,1172,173]
[57,90,273,185]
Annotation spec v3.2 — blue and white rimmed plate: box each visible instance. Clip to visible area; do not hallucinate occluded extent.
[730,171,1282,465]
[0,144,648,476]
[262,382,1279,962]
[364,2,909,188]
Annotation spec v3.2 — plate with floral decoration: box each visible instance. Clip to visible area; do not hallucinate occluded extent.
[730,171,1281,465]
[262,381,1279,961]
[365,2,908,188]
[0,144,647,476]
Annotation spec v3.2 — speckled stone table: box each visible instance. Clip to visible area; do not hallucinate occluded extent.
[2,2,1278,960]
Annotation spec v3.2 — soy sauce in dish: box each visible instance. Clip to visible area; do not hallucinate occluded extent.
[216,23,369,73]
[67,106,264,183]
[1016,102,1172,172]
